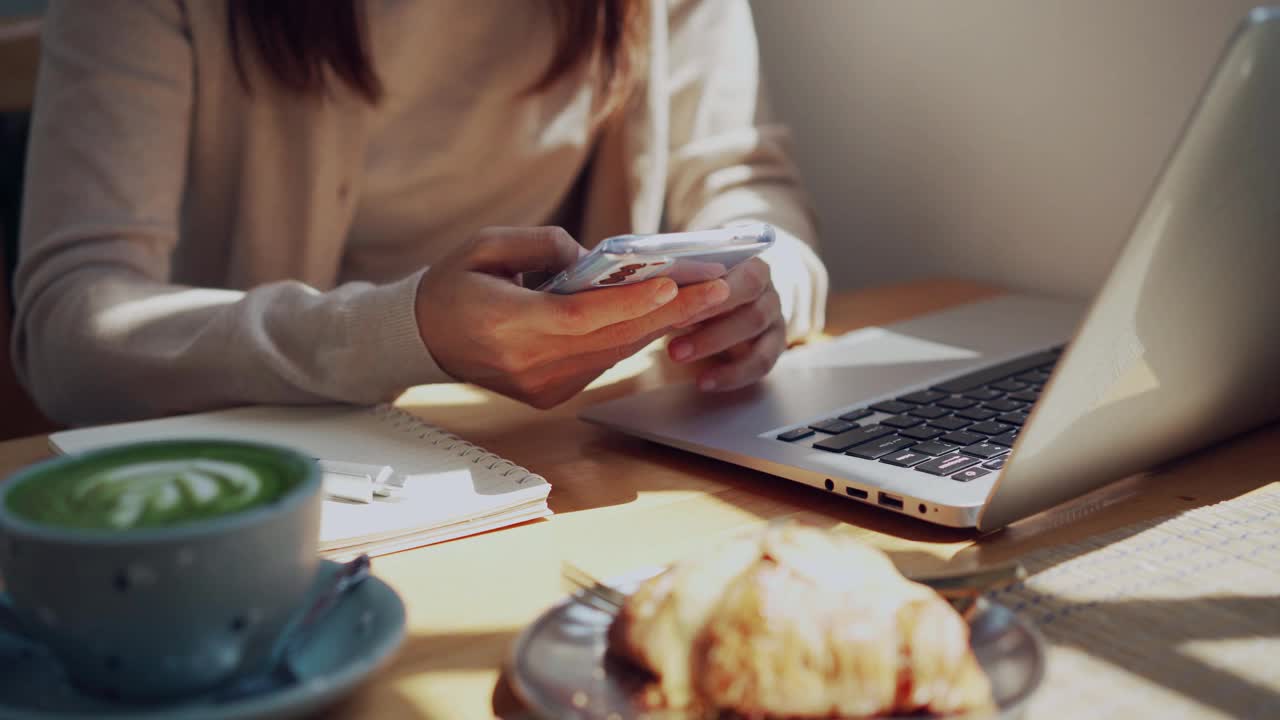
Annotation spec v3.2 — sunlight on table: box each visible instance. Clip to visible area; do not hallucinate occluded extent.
[397,383,494,407]
[586,339,664,389]
[397,669,498,720]
[395,339,664,410]
[1180,636,1279,693]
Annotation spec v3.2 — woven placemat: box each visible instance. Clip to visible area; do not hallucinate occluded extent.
[990,485,1280,719]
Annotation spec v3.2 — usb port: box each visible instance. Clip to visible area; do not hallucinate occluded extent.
[845,486,868,499]
[878,492,904,510]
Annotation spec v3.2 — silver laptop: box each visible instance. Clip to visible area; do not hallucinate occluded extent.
[581,8,1280,531]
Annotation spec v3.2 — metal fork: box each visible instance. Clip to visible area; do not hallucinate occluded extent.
[562,562,626,611]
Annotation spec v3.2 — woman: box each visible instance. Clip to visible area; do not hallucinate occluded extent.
[13,0,827,426]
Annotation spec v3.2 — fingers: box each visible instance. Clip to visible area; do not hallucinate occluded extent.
[697,321,787,392]
[675,257,771,329]
[535,277,680,335]
[463,226,584,276]
[559,327,668,374]
[568,279,730,353]
[505,330,666,409]
[667,290,781,363]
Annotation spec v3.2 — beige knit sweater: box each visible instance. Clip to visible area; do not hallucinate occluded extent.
[14,0,827,426]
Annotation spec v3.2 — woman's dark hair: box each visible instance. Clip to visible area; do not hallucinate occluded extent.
[227,0,646,111]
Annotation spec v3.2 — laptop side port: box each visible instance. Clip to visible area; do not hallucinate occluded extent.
[878,492,904,510]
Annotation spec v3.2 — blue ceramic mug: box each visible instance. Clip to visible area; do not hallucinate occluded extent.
[0,440,322,702]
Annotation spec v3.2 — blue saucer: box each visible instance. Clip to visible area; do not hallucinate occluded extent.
[0,560,406,720]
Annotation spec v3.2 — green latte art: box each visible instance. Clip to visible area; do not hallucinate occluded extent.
[5,443,308,530]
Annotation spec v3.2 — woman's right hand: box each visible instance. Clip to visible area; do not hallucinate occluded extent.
[416,226,730,408]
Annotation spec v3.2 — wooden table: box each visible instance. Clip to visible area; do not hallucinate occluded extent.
[0,279,1275,719]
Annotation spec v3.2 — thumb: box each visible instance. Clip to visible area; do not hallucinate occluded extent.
[463,226,584,276]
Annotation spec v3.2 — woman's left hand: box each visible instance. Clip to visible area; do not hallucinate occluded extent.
[666,257,785,392]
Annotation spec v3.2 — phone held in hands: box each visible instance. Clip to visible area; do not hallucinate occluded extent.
[537,223,775,294]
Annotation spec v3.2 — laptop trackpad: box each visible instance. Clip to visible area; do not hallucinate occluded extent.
[778,327,982,372]
[582,294,1084,444]
[596,329,1000,443]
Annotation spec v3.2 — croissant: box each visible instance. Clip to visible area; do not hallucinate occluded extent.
[607,525,994,718]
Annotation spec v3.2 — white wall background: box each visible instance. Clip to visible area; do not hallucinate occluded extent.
[750,0,1262,299]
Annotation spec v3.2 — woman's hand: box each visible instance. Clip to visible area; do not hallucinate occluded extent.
[665,258,785,392]
[416,226,730,408]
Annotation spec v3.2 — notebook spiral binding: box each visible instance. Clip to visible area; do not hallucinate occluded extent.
[371,405,546,484]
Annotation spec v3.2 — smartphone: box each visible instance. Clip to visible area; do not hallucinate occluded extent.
[537,223,775,294]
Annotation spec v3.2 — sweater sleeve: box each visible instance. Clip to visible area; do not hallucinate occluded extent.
[663,0,829,343]
[11,0,446,426]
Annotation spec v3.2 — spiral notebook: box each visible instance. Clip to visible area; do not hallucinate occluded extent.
[47,405,553,560]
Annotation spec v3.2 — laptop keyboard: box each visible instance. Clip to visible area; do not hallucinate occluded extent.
[777,347,1062,483]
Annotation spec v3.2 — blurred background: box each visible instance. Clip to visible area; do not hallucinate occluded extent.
[0,0,1263,438]
[0,0,1265,300]
[0,0,45,439]
[750,0,1261,298]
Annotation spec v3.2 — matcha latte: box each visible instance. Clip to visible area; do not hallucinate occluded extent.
[4,441,310,530]
[0,440,321,700]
